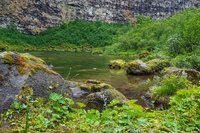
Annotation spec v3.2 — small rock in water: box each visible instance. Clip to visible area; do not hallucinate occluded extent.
[93,68,96,70]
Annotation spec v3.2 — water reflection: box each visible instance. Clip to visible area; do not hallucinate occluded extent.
[22,51,154,107]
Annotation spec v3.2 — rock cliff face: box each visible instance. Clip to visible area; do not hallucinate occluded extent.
[0,0,66,34]
[0,0,199,34]
[65,0,200,23]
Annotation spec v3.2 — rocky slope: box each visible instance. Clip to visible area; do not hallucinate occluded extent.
[0,0,199,34]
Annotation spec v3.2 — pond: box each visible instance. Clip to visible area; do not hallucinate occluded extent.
[26,51,155,107]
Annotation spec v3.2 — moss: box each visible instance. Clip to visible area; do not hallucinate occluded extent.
[54,82,59,88]
[147,59,170,72]
[108,59,128,69]
[3,53,14,65]
[31,69,36,74]
[80,84,92,92]
[128,60,141,70]
[29,74,32,77]
[20,85,33,97]
[84,80,101,84]
[2,52,57,75]
[138,51,150,58]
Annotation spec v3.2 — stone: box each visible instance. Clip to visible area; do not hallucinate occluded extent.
[108,59,128,69]
[80,80,113,92]
[0,0,66,35]
[126,59,170,75]
[86,89,135,111]
[138,51,150,59]
[0,52,72,114]
[126,60,153,75]
[163,67,200,84]
[147,59,171,72]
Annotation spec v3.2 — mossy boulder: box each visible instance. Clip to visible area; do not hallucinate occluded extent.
[86,89,143,111]
[108,59,128,69]
[80,80,113,92]
[0,52,72,114]
[138,51,150,59]
[147,59,171,72]
[163,67,200,84]
[126,59,170,75]
[126,60,153,75]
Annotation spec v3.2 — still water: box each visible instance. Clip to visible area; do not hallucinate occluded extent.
[26,51,155,107]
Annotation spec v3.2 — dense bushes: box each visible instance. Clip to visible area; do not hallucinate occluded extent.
[105,8,200,57]
[0,20,131,47]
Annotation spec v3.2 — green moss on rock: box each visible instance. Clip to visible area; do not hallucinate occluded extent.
[147,59,170,72]
[138,51,150,58]
[80,80,113,92]
[2,52,56,75]
[108,59,128,69]
[86,89,143,111]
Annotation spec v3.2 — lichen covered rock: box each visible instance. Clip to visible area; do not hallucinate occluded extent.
[147,59,170,72]
[108,59,128,69]
[86,89,142,111]
[126,60,152,75]
[0,52,72,114]
[80,80,113,92]
[126,59,170,75]
[163,67,200,84]
[138,51,150,59]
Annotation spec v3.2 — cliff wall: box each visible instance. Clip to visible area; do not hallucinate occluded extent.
[0,0,199,34]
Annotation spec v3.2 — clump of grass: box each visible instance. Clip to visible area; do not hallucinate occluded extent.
[151,74,191,105]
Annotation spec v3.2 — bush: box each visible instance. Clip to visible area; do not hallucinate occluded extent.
[151,74,191,99]
[0,20,131,48]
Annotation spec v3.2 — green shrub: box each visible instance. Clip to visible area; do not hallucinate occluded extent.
[151,74,191,98]
[0,20,131,48]
[168,85,200,131]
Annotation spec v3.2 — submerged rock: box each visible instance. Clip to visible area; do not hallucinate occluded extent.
[80,80,113,92]
[0,52,72,114]
[86,89,143,111]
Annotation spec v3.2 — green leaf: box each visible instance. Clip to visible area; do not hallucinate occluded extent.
[59,99,66,104]
[52,113,61,118]
[108,99,119,106]
[76,102,86,108]
[46,109,52,113]
[62,106,68,110]
[50,93,62,101]
[129,100,138,104]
